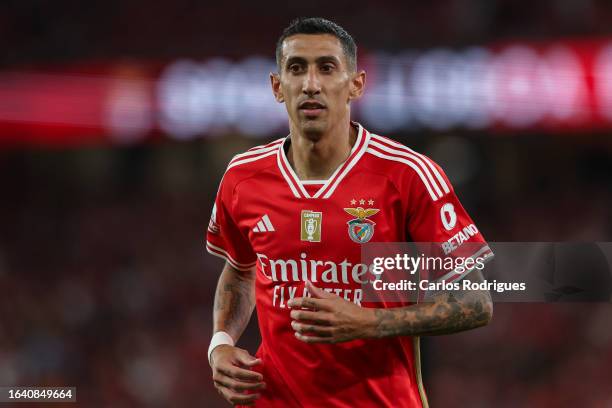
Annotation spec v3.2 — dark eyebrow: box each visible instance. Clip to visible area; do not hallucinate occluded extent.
[315,56,341,65]
[285,56,307,68]
[284,55,342,68]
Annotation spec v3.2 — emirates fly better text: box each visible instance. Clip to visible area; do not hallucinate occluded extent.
[256,251,523,308]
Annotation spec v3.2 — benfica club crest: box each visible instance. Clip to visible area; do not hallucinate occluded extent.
[344,206,379,244]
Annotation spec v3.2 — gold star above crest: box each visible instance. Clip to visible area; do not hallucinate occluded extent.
[359,199,366,205]
[350,199,357,205]
[368,199,374,205]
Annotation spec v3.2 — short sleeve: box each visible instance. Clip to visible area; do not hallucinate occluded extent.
[406,160,493,284]
[206,175,257,271]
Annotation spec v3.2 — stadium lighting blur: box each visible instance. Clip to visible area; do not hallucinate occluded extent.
[595,44,612,122]
[543,46,587,123]
[157,42,600,137]
[104,78,153,144]
[157,57,286,140]
[1,39,612,146]
[493,46,546,128]
[358,53,415,132]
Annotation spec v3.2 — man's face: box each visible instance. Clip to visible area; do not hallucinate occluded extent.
[271,34,365,138]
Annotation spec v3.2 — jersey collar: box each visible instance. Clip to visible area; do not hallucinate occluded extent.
[276,122,371,199]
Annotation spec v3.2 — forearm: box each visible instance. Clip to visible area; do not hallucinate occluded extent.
[287,273,493,344]
[372,288,493,338]
[213,262,256,341]
[371,270,493,338]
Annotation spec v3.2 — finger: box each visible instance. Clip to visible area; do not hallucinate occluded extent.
[287,296,315,309]
[219,387,261,405]
[235,351,263,368]
[294,331,335,344]
[287,296,332,311]
[290,309,333,325]
[217,365,264,382]
[213,376,266,392]
[291,321,334,337]
[305,280,336,299]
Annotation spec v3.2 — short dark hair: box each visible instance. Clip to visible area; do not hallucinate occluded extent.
[275,17,357,72]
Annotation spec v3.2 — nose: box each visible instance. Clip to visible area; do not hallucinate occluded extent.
[302,67,321,96]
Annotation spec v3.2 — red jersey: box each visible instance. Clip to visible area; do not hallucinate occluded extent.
[206,122,492,407]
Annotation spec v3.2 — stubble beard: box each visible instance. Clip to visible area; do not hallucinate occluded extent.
[300,118,327,142]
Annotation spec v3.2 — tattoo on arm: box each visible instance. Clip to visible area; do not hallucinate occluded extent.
[213,263,256,340]
[373,270,493,338]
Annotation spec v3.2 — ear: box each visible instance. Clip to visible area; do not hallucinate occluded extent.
[270,72,284,103]
[348,69,366,101]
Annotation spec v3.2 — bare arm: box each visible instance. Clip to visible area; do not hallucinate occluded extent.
[371,270,493,338]
[213,262,256,340]
[210,262,265,406]
[288,271,493,343]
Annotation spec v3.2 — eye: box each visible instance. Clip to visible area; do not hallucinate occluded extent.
[288,64,303,73]
[320,64,335,72]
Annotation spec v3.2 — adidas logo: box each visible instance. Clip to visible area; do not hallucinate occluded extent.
[253,214,275,233]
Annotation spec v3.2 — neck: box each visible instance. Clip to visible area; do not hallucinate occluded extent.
[287,120,357,180]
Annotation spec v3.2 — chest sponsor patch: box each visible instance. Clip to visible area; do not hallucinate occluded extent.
[301,210,322,242]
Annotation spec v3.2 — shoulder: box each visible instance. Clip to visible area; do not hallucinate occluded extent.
[221,137,284,185]
[364,132,452,202]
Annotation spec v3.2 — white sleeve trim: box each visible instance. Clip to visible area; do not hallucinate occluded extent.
[436,245,494,283]
[206,241,256,272]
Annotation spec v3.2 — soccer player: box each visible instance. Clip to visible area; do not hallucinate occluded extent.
[206,17,494,407]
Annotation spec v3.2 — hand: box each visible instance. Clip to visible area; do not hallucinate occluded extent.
[287,281,377,344]
[210,344,265,406]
